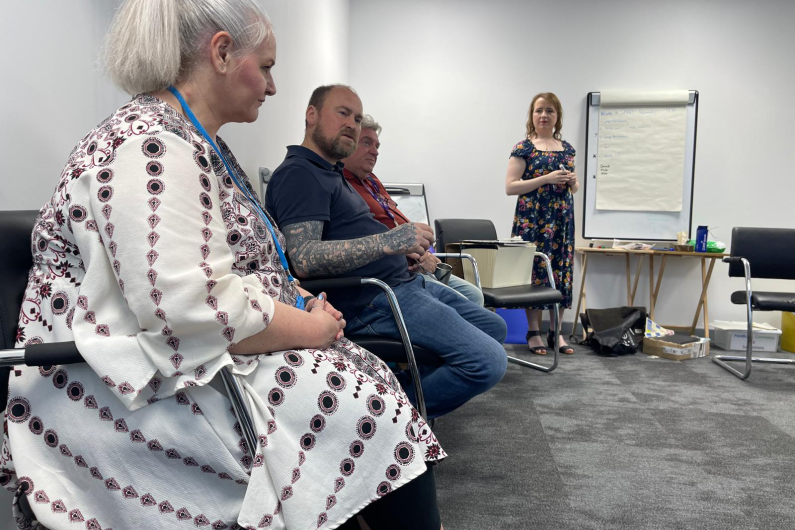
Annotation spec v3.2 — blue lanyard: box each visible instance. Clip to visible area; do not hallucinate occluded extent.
[167,86,304,310]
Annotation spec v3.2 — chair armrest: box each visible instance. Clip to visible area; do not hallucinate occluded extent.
[0,341,83,368]
[0,341,259,461]
[299,276,365,293]
[356,278,428,420]
[434,252,481,290]
[535,252,557,290]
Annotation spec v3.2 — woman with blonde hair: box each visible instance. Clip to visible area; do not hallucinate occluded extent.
[2,1,444,528]
[505,92,578,355]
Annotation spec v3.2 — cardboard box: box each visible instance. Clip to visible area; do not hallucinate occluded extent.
[443,241,536,288]
[710,321,782,352]
[642,336,709,361]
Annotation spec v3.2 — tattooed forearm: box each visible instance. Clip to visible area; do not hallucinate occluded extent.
[284,221,383,277]
[283,221,421,277]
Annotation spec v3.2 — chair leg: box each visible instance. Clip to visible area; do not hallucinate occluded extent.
[711,263,795,379]
[361,278,428,420]
[507,303,559,373]
[712,353,795,380]
[712,320,795,379]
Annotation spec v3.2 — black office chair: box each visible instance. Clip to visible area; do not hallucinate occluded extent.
[434,218,564,373]
[713,227,795,380]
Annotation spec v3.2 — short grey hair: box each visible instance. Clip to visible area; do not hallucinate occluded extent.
[361,114,382,136]
[104,0,272,95]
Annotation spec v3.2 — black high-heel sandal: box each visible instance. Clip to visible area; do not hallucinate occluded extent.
[547,329,574,354]
[526,330,547,355]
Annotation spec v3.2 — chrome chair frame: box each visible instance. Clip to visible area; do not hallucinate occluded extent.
[0,345,261,457]
[299,277,428,420]
[359,278,427,420]
[438,249,560,373]
[712,256,795,380]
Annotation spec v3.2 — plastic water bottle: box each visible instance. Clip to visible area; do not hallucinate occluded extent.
[695,225,708,252]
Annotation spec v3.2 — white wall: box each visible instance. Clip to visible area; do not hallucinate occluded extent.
[348,0,795,327]
[0,0,349,211]
[219,0,350,179]
[0,0,126,211]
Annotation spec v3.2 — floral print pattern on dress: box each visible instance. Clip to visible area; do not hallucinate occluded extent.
[510,139,575,309]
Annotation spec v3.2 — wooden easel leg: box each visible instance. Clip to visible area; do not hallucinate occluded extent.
[702,259,714,355]
[691,257,716,337]
[573,253,588,339]
[649,255,655,320]
[652,255,668,319]
[625,254,632,306]
[631,255,644,306]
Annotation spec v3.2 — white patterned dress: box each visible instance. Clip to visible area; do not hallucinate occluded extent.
[1,95,445,530]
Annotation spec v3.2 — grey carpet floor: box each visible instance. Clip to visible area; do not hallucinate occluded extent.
[432,344,795,530]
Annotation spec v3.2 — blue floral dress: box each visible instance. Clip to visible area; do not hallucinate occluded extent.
[509,139,575,309]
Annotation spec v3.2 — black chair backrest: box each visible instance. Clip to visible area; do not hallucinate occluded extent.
[0,210,38,407]
[0,210,37,349]
[434,219,498,253]
[728,227,795,280]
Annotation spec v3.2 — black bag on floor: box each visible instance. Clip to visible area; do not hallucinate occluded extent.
[579,306,646,355]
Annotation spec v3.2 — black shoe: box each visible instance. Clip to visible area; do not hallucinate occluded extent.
[547,330,574,354]
[526,330,547,355]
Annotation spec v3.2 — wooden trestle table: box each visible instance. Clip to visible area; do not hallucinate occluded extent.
[573,247,729,352]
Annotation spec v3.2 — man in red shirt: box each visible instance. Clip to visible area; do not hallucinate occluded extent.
[342,115,484,306]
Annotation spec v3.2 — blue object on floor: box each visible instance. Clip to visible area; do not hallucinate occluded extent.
[496,308,528,345]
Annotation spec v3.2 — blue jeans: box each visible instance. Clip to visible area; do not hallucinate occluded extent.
[346,275,508,418]
[427,273,485,306]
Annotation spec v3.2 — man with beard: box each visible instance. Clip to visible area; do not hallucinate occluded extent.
[265,85,507,419]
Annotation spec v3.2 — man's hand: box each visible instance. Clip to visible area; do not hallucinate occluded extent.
[383,222,434,256]
[407,251,440,273]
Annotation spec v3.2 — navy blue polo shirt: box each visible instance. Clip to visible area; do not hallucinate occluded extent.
[265,145,412,317]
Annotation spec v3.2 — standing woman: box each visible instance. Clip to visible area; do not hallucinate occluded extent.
[505,92,578,355]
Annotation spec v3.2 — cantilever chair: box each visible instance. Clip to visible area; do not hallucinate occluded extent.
[713,227,795,380]
[434,219,563,373]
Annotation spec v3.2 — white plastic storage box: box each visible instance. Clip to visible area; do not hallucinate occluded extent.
[710,321,782,352]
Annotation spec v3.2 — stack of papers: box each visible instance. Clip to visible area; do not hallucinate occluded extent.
[711,321,779,331]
